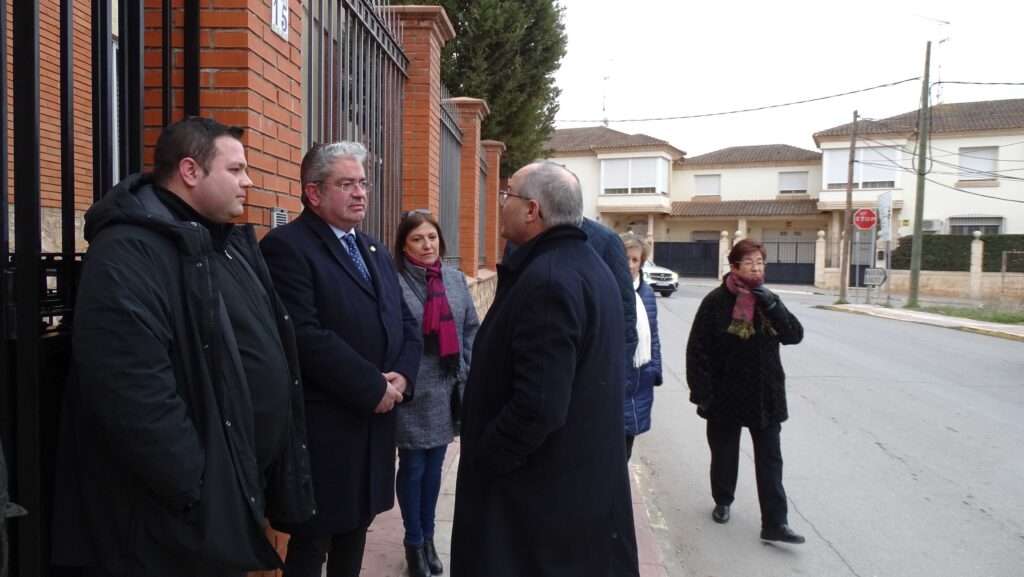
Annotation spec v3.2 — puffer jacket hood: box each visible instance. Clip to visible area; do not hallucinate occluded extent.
[84,173,209,256]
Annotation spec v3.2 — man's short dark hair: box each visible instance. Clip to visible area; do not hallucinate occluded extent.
[151,117,244,186]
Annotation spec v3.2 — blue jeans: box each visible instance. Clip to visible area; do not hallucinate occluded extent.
[396,445,447,546]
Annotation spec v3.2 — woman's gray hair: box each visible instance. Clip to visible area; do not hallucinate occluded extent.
[518,161,583,228]
[619,232,649,262]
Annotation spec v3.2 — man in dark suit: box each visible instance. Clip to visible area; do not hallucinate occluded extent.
[451,161,639,577]
[261,142,422,577]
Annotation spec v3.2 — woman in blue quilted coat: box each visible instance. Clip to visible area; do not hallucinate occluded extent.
[620,233,662,461]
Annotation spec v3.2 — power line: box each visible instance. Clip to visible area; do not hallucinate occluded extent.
[853,160,1024,203]
[932,80,1024,87]
[556,77,921,123]
[927,141,1024,163]
[924,177,1024,204]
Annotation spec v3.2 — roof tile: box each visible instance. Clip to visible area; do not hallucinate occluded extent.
[671,199,821,218]
[679,144,821,166]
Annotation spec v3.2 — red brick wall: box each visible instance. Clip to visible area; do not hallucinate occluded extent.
[450,97,488,277]
[143,0,304,239]
[481,140,504,269]
[6,0,93,213]
[394,6,453,217]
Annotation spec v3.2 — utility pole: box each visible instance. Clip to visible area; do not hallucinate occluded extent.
[907,41,931,308]
[837,110,858,304]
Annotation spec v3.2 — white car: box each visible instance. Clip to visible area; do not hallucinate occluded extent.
[642,261,679,297]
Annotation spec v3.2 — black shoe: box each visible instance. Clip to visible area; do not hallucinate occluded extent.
[760,524,805,544]
[712,504,730,524]
[405,544,431,577]
[423,539,444,575]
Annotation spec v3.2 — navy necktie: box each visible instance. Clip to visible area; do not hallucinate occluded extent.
[341,233,371,283]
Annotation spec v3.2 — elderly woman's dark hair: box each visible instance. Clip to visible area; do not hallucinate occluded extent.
[728,238,767,266]
[394,210,447,272]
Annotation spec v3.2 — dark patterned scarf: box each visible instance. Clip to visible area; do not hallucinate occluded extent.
[725,273,763,340]
[407,255,460,363]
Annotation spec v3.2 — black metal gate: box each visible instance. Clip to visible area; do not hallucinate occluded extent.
[763,240,815,285]
[655,242,719,278]
[305,0,408,245]
[2,1,198,575]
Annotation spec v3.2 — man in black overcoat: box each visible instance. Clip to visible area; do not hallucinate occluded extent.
[450,161,640,577]
[52,117,316,577]
[260,142,422,577]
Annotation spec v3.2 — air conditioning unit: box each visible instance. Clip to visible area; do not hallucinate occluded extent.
[921,219,944,233]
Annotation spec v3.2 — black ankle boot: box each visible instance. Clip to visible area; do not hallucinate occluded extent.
[405,544,431,577]
[423,539,444,575]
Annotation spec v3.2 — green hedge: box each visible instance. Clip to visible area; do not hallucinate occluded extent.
[890,234,1024,272]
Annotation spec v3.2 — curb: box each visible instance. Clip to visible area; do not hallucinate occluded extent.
[816,304,1024,343]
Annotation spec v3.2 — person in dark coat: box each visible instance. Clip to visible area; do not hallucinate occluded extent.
[686,239,806,544]
[51,117,316,577]
[451,161,639,577]
[393,210,479,577]
[260,141,422,577]
[505,216,637,379]
[2,438,27,577]
[619,233,662,461]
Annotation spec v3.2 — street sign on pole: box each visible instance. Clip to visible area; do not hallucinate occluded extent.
[854,208,877,231]
[878,193,892,239]
[863,268,887,286]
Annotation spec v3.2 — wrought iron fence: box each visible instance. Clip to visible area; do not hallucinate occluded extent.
[1,0,194,574]
[305,0,408,245]
[439,85,462,265]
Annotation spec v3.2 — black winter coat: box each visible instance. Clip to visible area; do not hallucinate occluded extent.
[261,210,422,536]
[685,277,803,428]
[451,225,639,577]
[52,174,315,576]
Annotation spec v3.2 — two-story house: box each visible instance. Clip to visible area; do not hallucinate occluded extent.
[543,126,685,240]
[814,98,1024,248]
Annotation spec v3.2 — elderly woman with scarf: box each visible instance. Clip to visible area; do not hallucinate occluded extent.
[394,210,479,577]
[685,239,805,545]
[620,233,662,461]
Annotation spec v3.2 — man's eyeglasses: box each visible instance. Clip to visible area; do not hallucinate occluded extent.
[499,188,528,205]
[739,259,765,268]
[317,178,372,193]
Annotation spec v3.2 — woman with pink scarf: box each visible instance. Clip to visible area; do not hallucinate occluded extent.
[393,211,479,577]
[685,239,805,545]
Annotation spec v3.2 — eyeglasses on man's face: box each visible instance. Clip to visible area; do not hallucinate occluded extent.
[499,188,528,206]
[739,258,765,268]
[318,178,372,194]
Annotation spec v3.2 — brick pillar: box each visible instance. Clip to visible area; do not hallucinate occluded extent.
[143,0,304,239]
[393,6,455,215]
[450,97,489,277]
[480,140,505,270]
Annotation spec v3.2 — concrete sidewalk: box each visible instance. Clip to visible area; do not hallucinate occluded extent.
[362,440,671,577]
[820,303,1024,342]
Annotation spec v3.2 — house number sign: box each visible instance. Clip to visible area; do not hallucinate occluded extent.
[272,0,289,40]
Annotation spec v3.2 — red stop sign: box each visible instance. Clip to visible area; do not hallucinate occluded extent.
[854,208,877,231]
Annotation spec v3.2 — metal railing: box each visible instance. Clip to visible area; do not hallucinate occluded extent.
[305,0,408,245]
[2,1,188,573]
[439,85,462,261]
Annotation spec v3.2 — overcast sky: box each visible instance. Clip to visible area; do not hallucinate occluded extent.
[553,0,1024,156]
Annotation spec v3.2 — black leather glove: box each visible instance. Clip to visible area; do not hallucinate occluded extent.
[749,285,779,311]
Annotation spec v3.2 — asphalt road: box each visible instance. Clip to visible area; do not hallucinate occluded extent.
[634,282,1024,577]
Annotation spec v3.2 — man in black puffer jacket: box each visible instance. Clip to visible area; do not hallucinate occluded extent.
[52,117,315,577]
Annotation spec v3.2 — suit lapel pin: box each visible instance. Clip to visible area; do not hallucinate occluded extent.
[369,245,377,253]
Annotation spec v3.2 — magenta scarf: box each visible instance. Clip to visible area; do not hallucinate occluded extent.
[724,273,763,340]
[407,255,460,362]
